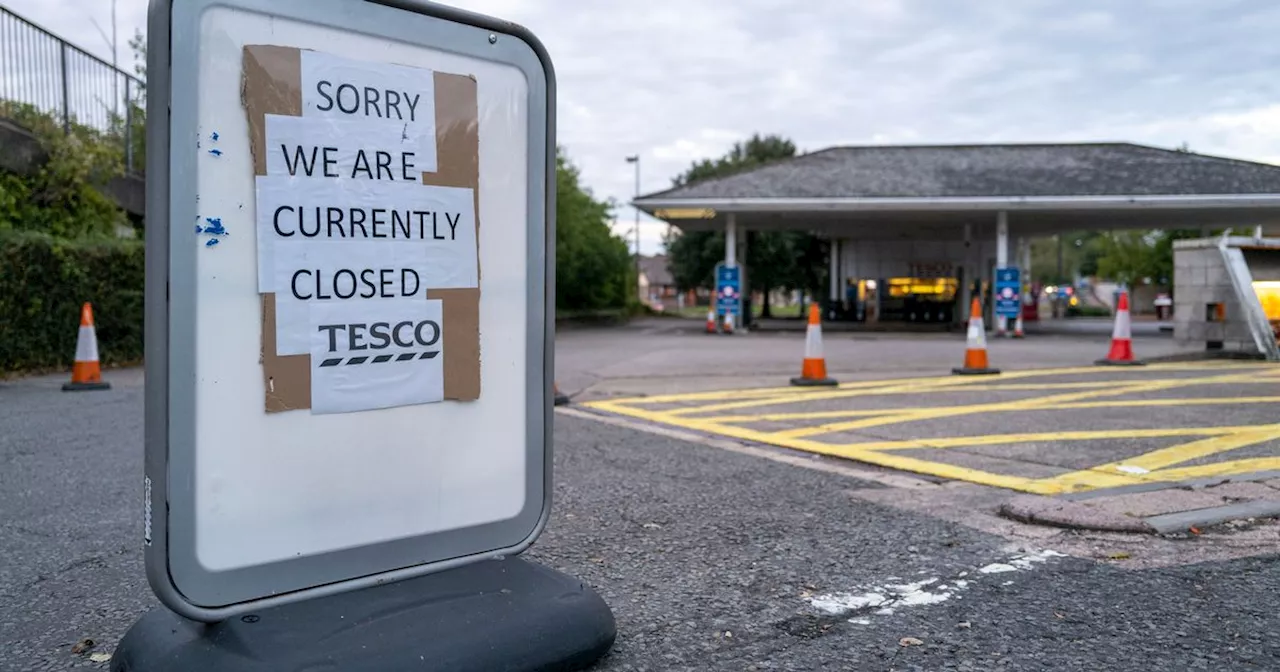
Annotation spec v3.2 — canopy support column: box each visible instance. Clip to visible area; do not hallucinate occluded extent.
[995,211,1010,335]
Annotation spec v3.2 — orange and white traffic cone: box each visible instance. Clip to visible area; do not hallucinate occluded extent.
[1012,311,1025,339]
[554,382,571,406]
[790,304,838,387]
[953,297,1000,375]
[706,309,717,334]
[1097,290,1145,366]
[63,302,111,391]
[722,312,734,334]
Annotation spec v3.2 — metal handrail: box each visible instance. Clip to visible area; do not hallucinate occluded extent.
[0,5,145,173]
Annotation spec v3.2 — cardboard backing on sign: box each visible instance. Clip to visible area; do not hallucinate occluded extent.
[242,45,482,412]
[421,72,481,402]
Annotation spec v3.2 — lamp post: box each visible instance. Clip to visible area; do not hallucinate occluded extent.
[625,155,640,302]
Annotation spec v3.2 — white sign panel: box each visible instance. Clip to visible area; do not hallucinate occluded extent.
[147,0,552,621]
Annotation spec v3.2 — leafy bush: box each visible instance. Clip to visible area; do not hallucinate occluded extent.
[0,100,132,238]
[0,231,144,373]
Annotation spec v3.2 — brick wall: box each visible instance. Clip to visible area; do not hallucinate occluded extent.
[1173,240,1279,354]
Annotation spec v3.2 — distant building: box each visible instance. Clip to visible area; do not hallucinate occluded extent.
[638,255,677,306]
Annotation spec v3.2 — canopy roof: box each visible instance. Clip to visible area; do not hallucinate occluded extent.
[634,143,1280,237]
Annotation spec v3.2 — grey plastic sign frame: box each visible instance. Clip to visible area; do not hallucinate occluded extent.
[144,0,556,622]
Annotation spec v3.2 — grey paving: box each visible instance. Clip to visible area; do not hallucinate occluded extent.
[4,370,1280,670]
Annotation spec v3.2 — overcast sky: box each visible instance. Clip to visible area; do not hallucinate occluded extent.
[8,0,1280,254]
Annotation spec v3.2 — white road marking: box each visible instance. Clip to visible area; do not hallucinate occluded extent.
[806,549,1065,624]
[977,549,1065,575]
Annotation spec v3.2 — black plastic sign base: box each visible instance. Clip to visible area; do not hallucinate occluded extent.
[110,557,616,672]
[62,380,112,391]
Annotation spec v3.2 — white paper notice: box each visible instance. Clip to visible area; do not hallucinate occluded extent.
[254,176,477,294]
[300,50,437,172]
[272,240,448,356]
[265,114,434,181]
[309,298,445,415]
[252,48,471,415]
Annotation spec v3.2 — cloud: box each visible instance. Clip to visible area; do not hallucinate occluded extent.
[6,1,146,69]
[8,0,1280,211]
[609,217,670,257]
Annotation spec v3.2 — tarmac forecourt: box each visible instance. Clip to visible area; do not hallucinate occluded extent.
[581,362,1280,495]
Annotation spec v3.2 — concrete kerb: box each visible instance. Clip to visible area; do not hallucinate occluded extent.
[999,471,1280,535]
[999,494,1158,534]
[1145,500,1280,534]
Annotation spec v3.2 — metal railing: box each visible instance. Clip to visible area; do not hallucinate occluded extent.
[0,5,144,173]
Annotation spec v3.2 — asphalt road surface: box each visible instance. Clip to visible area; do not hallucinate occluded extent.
[4,368,1280,670]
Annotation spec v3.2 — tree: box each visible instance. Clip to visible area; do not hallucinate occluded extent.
[115,29,147,176]
[664,228,722,292]
[673,134,797,186]
[665,133,818,318]
[1028,231,1105,285]
[1094,231,1158,285]
[555,148,632,311]
[1095,228,1203,287]
[129,28,147,81]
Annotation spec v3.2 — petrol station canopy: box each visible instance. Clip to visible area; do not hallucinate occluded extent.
[634,143,1280,236]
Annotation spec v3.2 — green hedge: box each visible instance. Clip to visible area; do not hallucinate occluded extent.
[0,231,144,373]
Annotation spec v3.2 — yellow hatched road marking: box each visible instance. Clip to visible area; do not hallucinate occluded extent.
[675,381,1130,421]
[1035,424,1280,491]
[584,400,1045,492]
[769,372,1273,439]
[819,426,1258,452]
[584,397,1279,495]
[638,364,1278,418]
[1142,457,1280,482]
[702,396,1280,425]
[1106,424,1280,472]
[580,363,1280,494]
[770,381,1180,439]
[620,371,1035,406]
